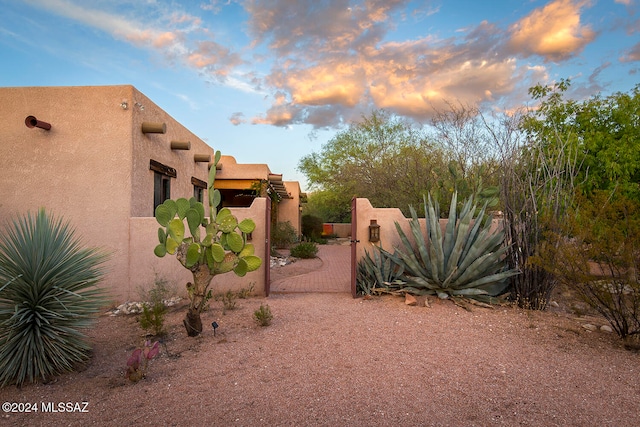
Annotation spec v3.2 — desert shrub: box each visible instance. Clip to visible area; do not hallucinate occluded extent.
[220,290,237,313]
[253,304,273,326]
[302,214,324,240]
[214,284,255,314]
[271,221,298,248]
[236,283,255,299]
[138,277,173,337]
[0,209,108,387]
[290,241,318,259]
[356,248,405,296]
[536,191,640,344]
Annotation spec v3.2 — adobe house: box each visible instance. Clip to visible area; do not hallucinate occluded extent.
[215,155,306,237]
[0,85,283,303]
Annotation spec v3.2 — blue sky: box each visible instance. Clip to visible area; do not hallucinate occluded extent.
[1,0,638,190]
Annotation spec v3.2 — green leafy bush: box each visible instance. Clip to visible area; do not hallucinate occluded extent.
[302,214,324,240]
[0,209,108,387]
[271,221,298,248]
[290,241,318,259]
[385,192,518,303]
[138,278,172,337]
[535,191,640,345]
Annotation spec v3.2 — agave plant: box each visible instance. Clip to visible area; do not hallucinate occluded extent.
[356,247,404,295]
[385,192,519,302]
[0,209,108,387]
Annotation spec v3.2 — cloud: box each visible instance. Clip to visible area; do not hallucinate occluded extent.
[246,4,537,127]
[24,0,242,81]
[244,0,404,54]
[507,0,596,61]
[229,112,246,125]
[621,42,640,62]
[20,0,623,130]
[187,40,242,78]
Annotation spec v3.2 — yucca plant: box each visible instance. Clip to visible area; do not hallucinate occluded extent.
[0,209,108,387]
[356,248,405,295]
[385,192,519,303]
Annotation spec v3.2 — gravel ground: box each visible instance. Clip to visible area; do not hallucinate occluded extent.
[1,265,639,426]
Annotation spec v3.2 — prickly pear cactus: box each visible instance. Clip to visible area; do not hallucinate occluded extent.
[153,150,262,336]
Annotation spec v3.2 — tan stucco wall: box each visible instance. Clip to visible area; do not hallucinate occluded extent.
[216,155,271,180]
[322,223,351,238]
[279,181,302,236]
[354,198,503,263]
[355,198,416,262]
[129,89,214,217]
[0,86,136,303]
[129,197,269,300]
[0,85,230,303]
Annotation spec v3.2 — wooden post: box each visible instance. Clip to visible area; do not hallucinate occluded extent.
[171,141,191,150]
[141,122,166,134]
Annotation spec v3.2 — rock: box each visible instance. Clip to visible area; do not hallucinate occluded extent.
[582,323,598,331]
[404,293,417,306]
[106,296,182,316]
[270,255,295,268]
[600,325,613,333]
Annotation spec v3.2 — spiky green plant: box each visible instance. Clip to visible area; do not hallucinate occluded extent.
[385,192,519,303]
[253,304,273,326]
[356,247,405,295]
[0,209,108,387]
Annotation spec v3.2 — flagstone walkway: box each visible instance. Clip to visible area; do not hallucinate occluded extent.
[269,244,351,293]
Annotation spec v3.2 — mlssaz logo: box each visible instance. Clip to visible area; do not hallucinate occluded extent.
[41,402,89,413]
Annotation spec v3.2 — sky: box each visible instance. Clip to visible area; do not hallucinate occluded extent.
[1,0,638,190]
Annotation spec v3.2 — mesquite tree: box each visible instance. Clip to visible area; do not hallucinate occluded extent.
[153,150,261,336]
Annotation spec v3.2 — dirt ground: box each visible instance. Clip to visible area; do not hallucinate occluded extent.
[0,259,639,426]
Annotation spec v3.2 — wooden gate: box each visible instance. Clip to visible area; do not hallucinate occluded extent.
[350,197,358,297]
[264,197,272,296]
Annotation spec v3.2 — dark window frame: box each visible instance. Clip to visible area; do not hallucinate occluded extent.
[151,160,176,212]
[192,177,207,203]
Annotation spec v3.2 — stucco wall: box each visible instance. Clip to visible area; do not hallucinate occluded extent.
[0,85,273,303]
[216,155,271,180]
[129,197,269,301]
[0,86,136,303]
[279,181,302,236]
[354,198,503,264]
[322,223,351,238]
[129,89,214,218]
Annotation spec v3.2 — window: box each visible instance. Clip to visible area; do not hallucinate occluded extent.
[154,173,171,209]
[192,177,207,203]
[150,160,176,212]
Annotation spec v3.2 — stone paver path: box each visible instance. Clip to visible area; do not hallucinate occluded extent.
[270,244,351,293]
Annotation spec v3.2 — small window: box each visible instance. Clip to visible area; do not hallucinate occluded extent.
[150,160,176,212]
[192,177,207,203]
[154,173,171,210]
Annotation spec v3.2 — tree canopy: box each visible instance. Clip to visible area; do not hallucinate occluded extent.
[298,108,503,220]
[523,81,640,201]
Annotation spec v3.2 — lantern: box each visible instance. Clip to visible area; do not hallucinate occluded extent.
[369,219,380,242]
